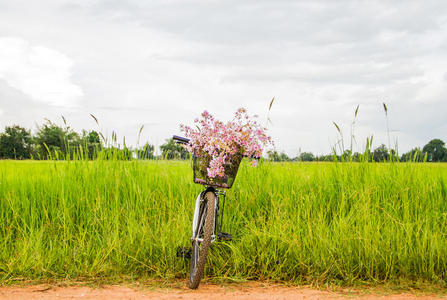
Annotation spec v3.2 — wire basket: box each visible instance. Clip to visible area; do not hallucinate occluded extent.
[193,153,243,189]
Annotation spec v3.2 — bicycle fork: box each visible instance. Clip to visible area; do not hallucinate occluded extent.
[191,189,230,244]
[191,189,219,243]
[178,189,230,259]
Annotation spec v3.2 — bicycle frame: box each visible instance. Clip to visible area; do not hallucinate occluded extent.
[191,187,226,243]
[173,134,241,289]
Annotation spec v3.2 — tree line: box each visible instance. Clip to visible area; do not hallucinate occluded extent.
[0,122,163,160]
[266,139,447,162]
[0,122,446,162]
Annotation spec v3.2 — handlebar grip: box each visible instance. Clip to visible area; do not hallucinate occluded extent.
[173,135,190,144]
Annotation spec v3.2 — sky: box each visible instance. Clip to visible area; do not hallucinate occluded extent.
[0,0,446,156]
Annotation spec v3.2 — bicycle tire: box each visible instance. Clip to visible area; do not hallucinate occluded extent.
[189,191,216,289]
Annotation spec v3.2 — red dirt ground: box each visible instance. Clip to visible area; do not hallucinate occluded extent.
[0,283,445,300]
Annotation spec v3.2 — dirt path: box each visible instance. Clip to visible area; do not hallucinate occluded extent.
[0,283,445,300]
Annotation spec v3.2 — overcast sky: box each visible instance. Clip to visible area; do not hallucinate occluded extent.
[0,0,446,156]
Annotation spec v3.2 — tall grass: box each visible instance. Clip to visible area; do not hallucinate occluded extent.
[0,159,446,285]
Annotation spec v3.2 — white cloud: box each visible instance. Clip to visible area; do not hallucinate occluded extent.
[0,37,83,107]
[0,1,446,155]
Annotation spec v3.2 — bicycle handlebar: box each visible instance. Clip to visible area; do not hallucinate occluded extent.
[173,135,190,144]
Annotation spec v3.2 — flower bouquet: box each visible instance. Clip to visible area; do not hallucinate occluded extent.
[180,108,272,188]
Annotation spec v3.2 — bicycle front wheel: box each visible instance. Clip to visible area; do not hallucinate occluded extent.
[189,191,216,289]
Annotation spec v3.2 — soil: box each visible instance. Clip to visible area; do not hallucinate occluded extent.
[0,283,445,300]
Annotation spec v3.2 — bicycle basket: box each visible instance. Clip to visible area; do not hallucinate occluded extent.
[193,153,242,189]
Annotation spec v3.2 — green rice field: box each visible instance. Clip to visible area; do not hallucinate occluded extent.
[0,160,446,285]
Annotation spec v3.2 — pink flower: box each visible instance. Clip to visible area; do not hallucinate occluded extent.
[180,108,272,178]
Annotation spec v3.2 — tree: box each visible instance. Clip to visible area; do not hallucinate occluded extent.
[137,142,155,159]
[267,150,280,162]
[422,139,446,162]
[267,150,289,162]
[342,150,352,161]
[34,120,81,159]
[400,147,425,162]
[316,154,335,162]
[389,149,399,162]
[160,138,189,159]
[280,152,290,162]
[373,144,390,162]
[80,130,102,159]
[299,152,314,162]
[84,130,100,144]
[0,125,32,159]
[352,152,362,162]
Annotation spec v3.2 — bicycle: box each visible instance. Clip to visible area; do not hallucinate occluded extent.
[173,135,243,289]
